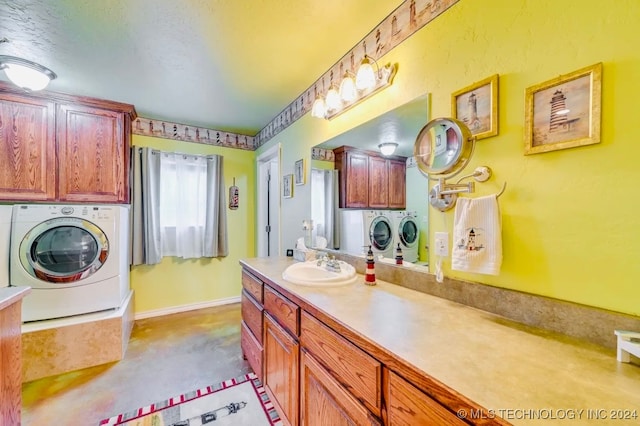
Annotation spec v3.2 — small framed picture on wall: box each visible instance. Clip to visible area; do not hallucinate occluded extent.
[294,159,305,185]
[524,62,602,155]
[283,174,293,198]
[452,74,499,140]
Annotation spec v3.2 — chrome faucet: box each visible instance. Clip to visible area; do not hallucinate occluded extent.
[317,254,341,272]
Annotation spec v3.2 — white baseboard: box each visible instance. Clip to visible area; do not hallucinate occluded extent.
[134,296,241,320]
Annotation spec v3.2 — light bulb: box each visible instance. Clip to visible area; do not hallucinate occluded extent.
[311,96,326,118]
[355,56,376,91]
[339,73,357,102]
[325,84,342,111]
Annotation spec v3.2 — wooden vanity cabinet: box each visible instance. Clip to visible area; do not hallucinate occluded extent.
[240,271,264,380]
[385,369,467,425]
[240,265,507,426]
[300,349,381,426]
[263,285,300,426]
[300,311,382,425]
[334,145,406,209]
[0,83,135,203]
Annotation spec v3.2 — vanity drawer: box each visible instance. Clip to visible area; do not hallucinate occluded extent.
[300,311,381,416]
[241,321,263,381]
[242,270,263,304]
[241,290,263,344]
[264,285,299,337]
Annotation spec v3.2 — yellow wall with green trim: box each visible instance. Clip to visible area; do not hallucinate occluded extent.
[257,0,640,316]
[130,135,255,314]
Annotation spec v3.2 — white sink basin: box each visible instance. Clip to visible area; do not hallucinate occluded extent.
[282,260,358,287]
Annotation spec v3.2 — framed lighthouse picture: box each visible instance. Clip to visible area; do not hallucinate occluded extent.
[524,63,602,155]
[452,74,498,140]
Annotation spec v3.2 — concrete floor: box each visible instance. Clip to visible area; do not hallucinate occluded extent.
[22,303,251,425]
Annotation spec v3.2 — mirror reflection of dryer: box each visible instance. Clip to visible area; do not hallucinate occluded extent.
[391,211,420,263]
[10,204,130,322]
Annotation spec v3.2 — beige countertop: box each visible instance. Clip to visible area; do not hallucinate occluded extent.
[0,286,30,311]
[241,257,640,425]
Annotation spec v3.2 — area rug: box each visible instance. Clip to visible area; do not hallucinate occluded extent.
[99,372,281,426]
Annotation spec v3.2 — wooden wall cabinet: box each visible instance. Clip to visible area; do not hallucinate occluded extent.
[0,83,136,203]
[334,145,406,209]
[0,93,56,201]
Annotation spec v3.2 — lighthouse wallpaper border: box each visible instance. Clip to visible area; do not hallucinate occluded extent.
[524,63,602,155]
[451,74,499,140]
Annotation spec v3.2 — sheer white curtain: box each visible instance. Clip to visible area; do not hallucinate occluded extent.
[310,169,339,249]
[131,147,228,265]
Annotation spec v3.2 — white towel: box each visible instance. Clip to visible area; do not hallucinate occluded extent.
[451,194,502,275]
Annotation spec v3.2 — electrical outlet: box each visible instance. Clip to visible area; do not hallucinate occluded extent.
[434,232,449,257]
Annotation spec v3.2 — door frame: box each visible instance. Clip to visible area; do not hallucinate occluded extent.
[256,144,281,257]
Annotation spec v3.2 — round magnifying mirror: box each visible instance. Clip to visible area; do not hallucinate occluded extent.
[413,117,474,178]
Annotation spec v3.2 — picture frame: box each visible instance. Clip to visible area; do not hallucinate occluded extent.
[283,174,293,198]
[524,63,602,155]
[294,158,305,185]
[452,74,498,140]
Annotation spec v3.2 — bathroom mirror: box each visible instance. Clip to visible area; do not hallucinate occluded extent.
[310,94,431,269]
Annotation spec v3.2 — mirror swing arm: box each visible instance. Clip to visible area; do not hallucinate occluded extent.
[414,117,504,212]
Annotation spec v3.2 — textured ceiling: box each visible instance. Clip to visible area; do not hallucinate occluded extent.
[0,0,404,135]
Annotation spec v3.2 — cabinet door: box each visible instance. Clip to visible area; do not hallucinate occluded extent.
[0,94,56,201]
[57,103,128,203]
[300,350,380,426]
[338,149,369,208]
[264,312,299,426]
[386,370,466,425]
[388,159,406,209]
[368,156,389,208]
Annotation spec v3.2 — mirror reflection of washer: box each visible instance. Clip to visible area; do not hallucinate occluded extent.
[364,211,394,259]
[10,204,130,322]
[391,211,420,263]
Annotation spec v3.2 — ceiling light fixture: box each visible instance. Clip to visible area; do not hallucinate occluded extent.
[378,142,398,156]
[311,56,397,120]
[0,55,57,91]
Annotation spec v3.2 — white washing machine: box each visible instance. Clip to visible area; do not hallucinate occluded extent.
[0,205,12,288]
[10,204,130,322]
[391,211,420,263]
[340,210,394,259]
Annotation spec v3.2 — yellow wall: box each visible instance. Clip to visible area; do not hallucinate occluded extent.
[258,0,640,316]
[130,135,255,314]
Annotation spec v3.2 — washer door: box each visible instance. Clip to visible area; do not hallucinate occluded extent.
[399,217,418,248]
[369,216,393,251]
[19,217,109,284]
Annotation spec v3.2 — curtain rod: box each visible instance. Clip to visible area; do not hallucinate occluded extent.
[135,146,219,160]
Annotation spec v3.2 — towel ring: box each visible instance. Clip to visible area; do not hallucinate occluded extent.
[457,166,507,198]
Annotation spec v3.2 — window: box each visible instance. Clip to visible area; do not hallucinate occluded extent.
[131,147,228,265]
[159,153,210,257]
